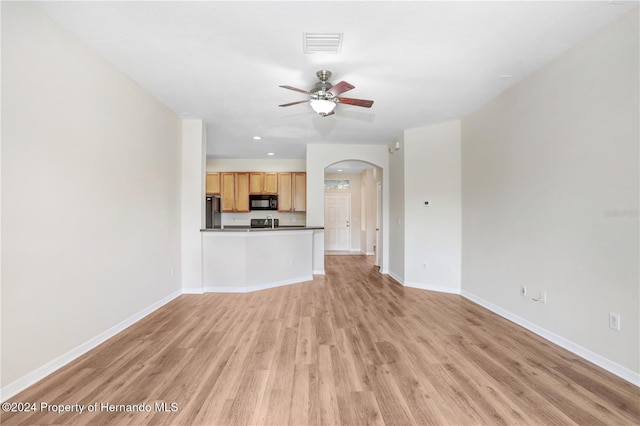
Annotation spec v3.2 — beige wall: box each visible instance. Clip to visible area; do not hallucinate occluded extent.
[1,2,182,394]
[404,121,462,293]
[461,10,639,381]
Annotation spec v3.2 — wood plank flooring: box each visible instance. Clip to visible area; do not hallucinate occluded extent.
[3,255,639,425]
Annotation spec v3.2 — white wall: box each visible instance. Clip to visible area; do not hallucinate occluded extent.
[181,120,206,293]
[206,158,306,172]
[462,10,639,382]
[404,122,461,293]
[307,144,390,273]
[1,1,182,396]
[388,137,405,281]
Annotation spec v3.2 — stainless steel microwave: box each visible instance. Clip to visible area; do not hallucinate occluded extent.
[249,194,278,210]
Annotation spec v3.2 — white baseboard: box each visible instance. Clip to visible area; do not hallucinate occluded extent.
[365,251,375,256]
[461,290,640,387]
[405,281,461,295]
[313,270,326,275]
[0,290,183,402]
[204,275,314,293]
[386,271,403,285]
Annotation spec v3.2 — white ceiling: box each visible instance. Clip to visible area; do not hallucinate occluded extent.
[34,1,638,160]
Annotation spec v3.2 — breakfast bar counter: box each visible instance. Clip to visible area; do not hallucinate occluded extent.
[200,226,324,232]
[200,227,323,293]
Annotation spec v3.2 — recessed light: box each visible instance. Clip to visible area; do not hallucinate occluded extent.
[267,152,275,156]
[252,136,262,140]
[337,169,343,172]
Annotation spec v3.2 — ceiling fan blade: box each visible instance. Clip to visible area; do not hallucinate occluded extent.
[337,97,374,108]
[321,111,335,117]
[279,100,309,107]
[328,81,355,96]
[279,85,311,95]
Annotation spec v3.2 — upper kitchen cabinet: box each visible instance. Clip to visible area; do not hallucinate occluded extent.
[278,172,306,212]
[221,172,250,213]
[221,172,235,212]
[249,172,278,195]
[235,173,250,212]
[292,172,306,212]
[278,173,292,211]
[264,172,278,194]
[206,172,221,194]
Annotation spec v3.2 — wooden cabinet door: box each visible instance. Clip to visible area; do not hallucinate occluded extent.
[206,172,221,194]
[278,172,292,212]
[221,172,236,212]
[293,172,306,212]
[235,173,250,212]
[249,172,264,194]
[264,172,278,194]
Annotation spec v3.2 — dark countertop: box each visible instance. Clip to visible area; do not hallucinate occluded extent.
[201,226,324,232]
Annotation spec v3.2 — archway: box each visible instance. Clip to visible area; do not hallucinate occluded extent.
[305,143,390,275]
[323,160,382,266]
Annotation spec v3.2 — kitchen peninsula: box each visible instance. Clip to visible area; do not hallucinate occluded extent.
[201,226,323,293]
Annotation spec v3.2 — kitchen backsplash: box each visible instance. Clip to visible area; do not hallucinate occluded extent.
[221,211,306,227]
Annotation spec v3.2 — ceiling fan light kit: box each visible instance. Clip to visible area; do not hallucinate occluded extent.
[310,99,336,116]
[279,70,374,117]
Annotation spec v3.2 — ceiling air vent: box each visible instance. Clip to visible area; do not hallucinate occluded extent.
[303,33,343,54]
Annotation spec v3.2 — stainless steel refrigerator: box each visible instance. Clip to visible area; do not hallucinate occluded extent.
[205,195,221,229]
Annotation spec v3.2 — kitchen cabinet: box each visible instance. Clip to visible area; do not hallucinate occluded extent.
[264,172,278,194]
[278,173,292,212]
[235,172,250,212]
[293,172,306,212]
[206,172,221,194]
[249,172,278,194]
[278,172,306,212]
[249,173,264,194]
[221,172,250,212]
[221,173,236,212]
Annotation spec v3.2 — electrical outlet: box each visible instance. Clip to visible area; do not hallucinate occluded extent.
[520,285,527,297]
[609,312,621,331]
[532,290,547,304]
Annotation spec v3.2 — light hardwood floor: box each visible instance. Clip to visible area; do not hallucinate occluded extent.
[3,255,639,425]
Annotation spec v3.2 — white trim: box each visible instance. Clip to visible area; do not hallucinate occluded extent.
[461,290,640,387]
[405,281,461,295]
[313,270,326,275]
[205,275,313,293]
[386,271,403,285]
[365,251,375,256]
[0,290,183,402]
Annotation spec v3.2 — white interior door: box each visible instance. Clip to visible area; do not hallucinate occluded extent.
[325,194,351,251]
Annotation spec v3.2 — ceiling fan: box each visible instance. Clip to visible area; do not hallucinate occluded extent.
[279,70,374,117]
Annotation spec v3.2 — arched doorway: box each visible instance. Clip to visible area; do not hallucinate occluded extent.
[324,160,382,265]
